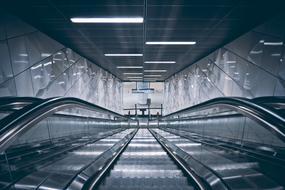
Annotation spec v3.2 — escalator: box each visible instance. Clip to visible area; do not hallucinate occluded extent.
[153,128,283,190]
[14,129,135,189]
[95,129,196,190]
[0,96,284,189]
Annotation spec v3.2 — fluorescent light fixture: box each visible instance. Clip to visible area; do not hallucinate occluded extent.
[144,75,162,77]
[105,54,143,56]
[146,41,196,45]
[144,70,167,72]
[144,78,158,81]
[127,76,142,79]
[263,42,283,46]
[117,66,143,69]
[123,73,143,75]
[144,61,176,64]
[71,17,144,23]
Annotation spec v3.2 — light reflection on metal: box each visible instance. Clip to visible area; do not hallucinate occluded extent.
[211,162,258,171]
[175,143,201,147]
[73,151,103,156]
[128,143,160,147]
[31,64,42,70]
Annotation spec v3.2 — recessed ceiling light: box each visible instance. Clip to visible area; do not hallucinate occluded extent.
[123,73,143,75]
[105,54,143,56]
[144,70,167,72]
[144,61,176,64]
[144,75,162,77]
[117,66,143,69]
[71,17,144,23]
[145,41,196,45]
[127,76,143,79]
[144,78,158,81]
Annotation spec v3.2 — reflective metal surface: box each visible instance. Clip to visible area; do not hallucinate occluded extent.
[96,129,196,190]
[160,97,285,146]
[0,12,122,112]
[12,129,134,190]
[150,129,227,190]
[0,97,128,152]
[155,128,284,190]
[163,14,285,114]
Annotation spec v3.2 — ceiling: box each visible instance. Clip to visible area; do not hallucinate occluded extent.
[3,0,283,82]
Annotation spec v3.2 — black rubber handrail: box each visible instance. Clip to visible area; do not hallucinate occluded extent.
[0,97,128,152]
[161,97,285,143]
[0,96,42,111]
[149,129,212,190]
[252,96,285,109]
[163,128,285,166]
[83,129,138,190]
[252,96,285,104]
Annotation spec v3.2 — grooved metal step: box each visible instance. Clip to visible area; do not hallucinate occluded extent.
[96,129,195,190]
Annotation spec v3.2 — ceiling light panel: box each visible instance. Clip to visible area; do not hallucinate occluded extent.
[144,75,162,77]
[71,17,144,23]
[117,66,143,69]
[105,54,143,56]
[127,76,143,79]
[145,41,196,45]
[144,78,159,81]
[123,73,143,75]
[144,70,167,72]
[144,61,176,64]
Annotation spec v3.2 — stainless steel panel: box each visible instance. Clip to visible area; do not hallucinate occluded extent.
[155,129,283,190]
[97,129,195,190]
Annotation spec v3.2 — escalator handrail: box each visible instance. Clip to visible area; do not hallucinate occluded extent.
[252,96,285,104]
[0,97,127,152]
[252,96,285,109]
[0,96,42,111]
[163,127,285,167]
[161,97,285,142]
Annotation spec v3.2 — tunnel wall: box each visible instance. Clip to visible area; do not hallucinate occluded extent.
[0,12,122,113]
[164,15,285,114]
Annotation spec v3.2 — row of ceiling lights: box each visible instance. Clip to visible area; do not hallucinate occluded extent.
[71,17,197,81]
